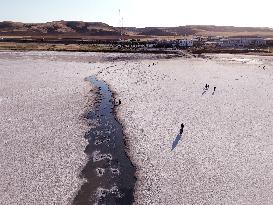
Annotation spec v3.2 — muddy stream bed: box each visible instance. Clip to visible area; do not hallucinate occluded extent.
[73,76,136,205]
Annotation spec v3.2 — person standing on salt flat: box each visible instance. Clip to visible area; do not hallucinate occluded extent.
[180,123,184,135]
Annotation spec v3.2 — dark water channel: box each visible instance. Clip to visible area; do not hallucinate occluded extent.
[73,76,136,205]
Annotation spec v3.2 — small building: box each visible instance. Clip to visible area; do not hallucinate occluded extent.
[147,43,155,48]
[192,38,205,47]
[219,37,266,47]
[205,41,219,47]
[265,38,273,46]
[145,40,158,48]
[178,39,193,48]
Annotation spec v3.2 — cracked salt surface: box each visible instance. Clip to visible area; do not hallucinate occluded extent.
[0,52,100,204]
[2,50,273,204]
[0,51,175,205]
[99,55,273,204]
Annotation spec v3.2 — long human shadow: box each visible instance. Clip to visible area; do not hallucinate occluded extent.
[171,133,183,151]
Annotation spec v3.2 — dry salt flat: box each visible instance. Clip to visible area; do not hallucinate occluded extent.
[98,54,273,204]
[1,50,273,205]
[0,51,105,204]
[0,51,166,204]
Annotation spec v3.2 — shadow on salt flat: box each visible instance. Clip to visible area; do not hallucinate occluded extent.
[171,133,183,151]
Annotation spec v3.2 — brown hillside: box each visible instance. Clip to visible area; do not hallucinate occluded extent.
[1,21,273,38]
[0,21,120,36]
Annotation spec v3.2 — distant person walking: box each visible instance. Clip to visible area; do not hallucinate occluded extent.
[214,87,216,92]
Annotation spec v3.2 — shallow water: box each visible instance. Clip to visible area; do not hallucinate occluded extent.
[73,76,136,205]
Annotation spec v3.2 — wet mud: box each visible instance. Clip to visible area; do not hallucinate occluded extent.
[73,76,136,205]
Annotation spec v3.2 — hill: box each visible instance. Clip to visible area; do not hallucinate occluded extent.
[0,21,120,36]
[132,25,273,37]
[1,21,273,38]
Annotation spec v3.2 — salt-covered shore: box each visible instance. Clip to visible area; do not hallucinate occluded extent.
[0,51,168,204]
[98,54,273,204]
[1,51,273,204]
[0,51,101,204]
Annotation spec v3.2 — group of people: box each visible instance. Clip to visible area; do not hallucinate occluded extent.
[205,83,216,92]
[178,84,217,134]
[258,65,266,70]
[148,62,156,67]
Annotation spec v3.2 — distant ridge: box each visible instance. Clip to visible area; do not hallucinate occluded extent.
[1,21,273,38]
[0,21,120,36]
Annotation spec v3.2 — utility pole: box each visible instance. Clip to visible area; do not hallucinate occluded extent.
[118,9,124,41]
[119,9,121,38]
[121,17,124,40]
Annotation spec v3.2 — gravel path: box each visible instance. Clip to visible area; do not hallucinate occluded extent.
[98,55,273,204]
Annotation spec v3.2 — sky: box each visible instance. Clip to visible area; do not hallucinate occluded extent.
[1,0,273,28]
